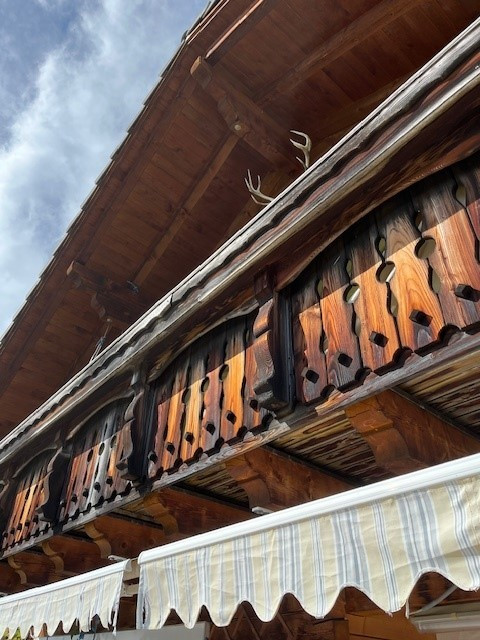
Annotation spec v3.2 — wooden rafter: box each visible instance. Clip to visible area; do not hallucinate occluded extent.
[206,0,276,65]
[67,260,148,326]
[132,133,239,287]
[257,0,421,106]
[191,57,296,168]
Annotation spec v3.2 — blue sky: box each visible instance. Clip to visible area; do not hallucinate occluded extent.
[0,0,207,336]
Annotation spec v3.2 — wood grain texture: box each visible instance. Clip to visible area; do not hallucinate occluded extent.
[148,315,274,479]
[58,400,130,525]
[253,270,292,413]
[3,26,480,466]
[346,221,400,372]
[346,389,480,474]
[318,242,364,390]
[290,156,480,405]
[411,172,480,331]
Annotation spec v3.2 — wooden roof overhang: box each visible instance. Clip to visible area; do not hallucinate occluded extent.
[1,16,479,467]
[0,13,478,560]
[0,0,478,438]
[0,5,480,634]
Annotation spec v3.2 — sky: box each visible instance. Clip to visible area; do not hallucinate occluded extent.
[0,0,208,336]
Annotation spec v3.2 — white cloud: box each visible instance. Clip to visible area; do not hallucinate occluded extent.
[0,0,206,335]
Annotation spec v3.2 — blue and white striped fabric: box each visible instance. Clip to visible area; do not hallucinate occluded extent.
[137,455,480,629]
[0,559,131,636]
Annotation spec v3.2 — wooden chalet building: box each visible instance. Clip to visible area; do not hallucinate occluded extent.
[1,1,480,638]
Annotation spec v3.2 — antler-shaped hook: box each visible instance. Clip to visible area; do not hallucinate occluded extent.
[290,130,312,170]
[244,169,274,206]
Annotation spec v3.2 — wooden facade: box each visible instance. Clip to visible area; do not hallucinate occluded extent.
[1,2,480,639]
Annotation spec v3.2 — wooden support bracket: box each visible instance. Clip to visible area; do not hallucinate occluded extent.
[345,389,480,474]
[67,260,148,326]
[225,447,354,511]
[41,535,104,574]
[191,57,296,169]
[7,551,63,586]
[84,513,166,559]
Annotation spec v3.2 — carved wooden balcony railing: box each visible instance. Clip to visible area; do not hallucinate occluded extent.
[1,89,480,554]
[148,315,273,479]
[1,152,479,555]
[292,165,480,403]
[58,400,132,524]
[0,451,52,551]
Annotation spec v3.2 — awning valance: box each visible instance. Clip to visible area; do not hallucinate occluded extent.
[137,453,480,629]
[0,559,132,637]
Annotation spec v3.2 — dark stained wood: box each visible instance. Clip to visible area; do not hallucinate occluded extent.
[345,220,400,372]
[149,316,274,479]
[290,267,328,403]
[2,452,53,551]
[0,561,21,592]
[183,349,206,462]
[221,321,246,441]
[84,513,165,559]
[161,353,190,472]
[206,0,276,65]
[191,56,296,168]
[7,550,63,586]
[41,535,105,574]
[132,134,239,287]
[253,270,292,413]
[3,29,479,467]
[58,400,131,525]
[123,486,252,537]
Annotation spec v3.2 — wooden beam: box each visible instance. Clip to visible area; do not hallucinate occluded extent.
[67,260,148,325]
[132,133,239,287]
[7,550,63,587]
[0,561,21,592]
[0,75,199,403]
[124,486,253,537]
[206,0,276,65]
[41,535,105,574]
[191,57,296,168]
[84,513,166,559]
[345,389,480,474]
[225,446,355,511]
[257,0,420,106]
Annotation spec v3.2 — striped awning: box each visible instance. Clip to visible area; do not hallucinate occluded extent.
[0,559,132,637]
[137,453,480,629]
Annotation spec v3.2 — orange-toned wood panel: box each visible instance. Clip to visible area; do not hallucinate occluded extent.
[58,400,132,524]
[148,315,273,478]
[291,155,480,405]
[1,452,51,551]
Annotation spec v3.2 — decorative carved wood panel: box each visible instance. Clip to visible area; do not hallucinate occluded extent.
[291,161,480,405]
[1,451,52,551]
[58,400,131,524]
[148,315,273,478]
